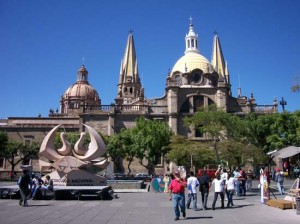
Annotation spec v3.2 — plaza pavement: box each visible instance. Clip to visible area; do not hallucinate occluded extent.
[0,179,299,224]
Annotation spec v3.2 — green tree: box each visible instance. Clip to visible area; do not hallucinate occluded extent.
[166,135,214,170]
[133,117,173,175]
[0,140,40,180]
[184,105,244,162]
[245,112,300,153]
[106,133,126,173]
[0,131,8,153]
[120,128,137,175]
[218,140,267,169]
[291,74,300,92]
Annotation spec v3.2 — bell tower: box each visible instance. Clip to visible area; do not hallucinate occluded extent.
[115,31,144,105]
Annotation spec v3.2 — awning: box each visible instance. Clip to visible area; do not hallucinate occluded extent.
[272,146,300,159]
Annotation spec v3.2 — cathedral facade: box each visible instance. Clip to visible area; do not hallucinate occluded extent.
[0,20,278,176]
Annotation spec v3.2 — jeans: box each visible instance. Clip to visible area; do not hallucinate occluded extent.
[172,193,186,218]
[235,181,241,196]
[200,191,209,209]
[240,180,246,196]
[212,192,224,209]
[277,181,284,194]
[226,189,234,206]
[19,188,29,206]
[186,193,197,210]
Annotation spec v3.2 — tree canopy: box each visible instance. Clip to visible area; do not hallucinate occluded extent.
[245,112,300,153]
[0,136,40,178]
[106,117,173,175]
[184,105,245,162]
[166,135,214,169]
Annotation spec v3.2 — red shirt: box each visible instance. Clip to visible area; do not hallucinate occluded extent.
[169,178,187,193]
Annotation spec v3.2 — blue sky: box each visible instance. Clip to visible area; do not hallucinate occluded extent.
[1,0,300,118]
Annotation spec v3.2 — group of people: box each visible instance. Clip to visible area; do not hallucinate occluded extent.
[17,169,53,207]
[167,167,251,221]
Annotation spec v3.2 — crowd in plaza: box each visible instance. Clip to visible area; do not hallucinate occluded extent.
[166,165,297,221]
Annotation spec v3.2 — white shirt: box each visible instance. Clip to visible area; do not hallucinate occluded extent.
[187,176,199,194]
[212,178,224,192]
[221,172,228,181]
[225,177,237,190]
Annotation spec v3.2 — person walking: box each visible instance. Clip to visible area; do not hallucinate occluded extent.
[18,170,31,207]
[211,174,225,210]
[225,172,237,207]
[169,171,187,221]
[275,168,285,194]
[186,171,199,210]
[233,168,242,196]
[198,170,211,210]
[163,173,170,193]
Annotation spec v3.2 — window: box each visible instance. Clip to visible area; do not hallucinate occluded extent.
[0,158,4,168]
[180,99,190,113]
[175,75,181,86]
[155,155,163,166]
[22,158,30,166]
[193,96,204,112]
[191,39,194,48]
[195,125,203,137]
[24,139,31,146]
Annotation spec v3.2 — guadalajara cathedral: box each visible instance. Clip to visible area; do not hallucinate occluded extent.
[0,19,278,175]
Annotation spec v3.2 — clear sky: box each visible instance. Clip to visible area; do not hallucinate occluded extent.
[1,0,300,118]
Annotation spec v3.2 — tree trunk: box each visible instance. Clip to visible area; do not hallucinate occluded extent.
[10,163,15,181]
[213,139,220,162]
[127,158,133,176]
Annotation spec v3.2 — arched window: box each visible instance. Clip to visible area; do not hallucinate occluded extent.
[175,75,181,86]
[193,95,204,112]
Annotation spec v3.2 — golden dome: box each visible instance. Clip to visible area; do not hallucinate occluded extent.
[171,52,213,75]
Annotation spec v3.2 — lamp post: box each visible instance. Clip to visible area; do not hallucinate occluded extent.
[279,97,287,111]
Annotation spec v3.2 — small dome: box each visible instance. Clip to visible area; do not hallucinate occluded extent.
[64,82,100,101]
[78,65,88,73]
[62,65,101,106]
[171,52,213,75]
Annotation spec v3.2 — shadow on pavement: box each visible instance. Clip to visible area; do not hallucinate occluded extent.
[186,216,213,220]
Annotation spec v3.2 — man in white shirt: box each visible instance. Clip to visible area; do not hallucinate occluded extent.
[211,174,225,210]
[186,171,199,210]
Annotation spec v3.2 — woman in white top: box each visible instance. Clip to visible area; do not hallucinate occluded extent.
[211,174,224,210]
[225,172,237,207]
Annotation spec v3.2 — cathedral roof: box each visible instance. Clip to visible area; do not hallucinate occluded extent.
[171,18,213,75]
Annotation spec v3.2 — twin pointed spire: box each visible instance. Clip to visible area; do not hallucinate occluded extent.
[116,30,143,103]
[211,33,230,85]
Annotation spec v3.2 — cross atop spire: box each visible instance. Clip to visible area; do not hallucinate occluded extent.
[189,16,193,26]
[129,29,134,35]
[185,17,199,54]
